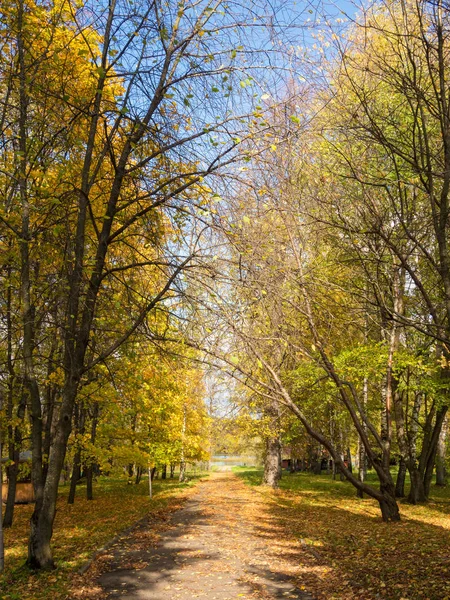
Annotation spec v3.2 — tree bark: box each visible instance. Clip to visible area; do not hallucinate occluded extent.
[3,264,21,529]
[179,461,186,483]
[408,467,426,504]
[263,434,282,487]
[3,390,25,528]
[135,466,142,485]
[148,467,152,499]
[436,420,447,486]
[68,406,85,505]
[356,435,367,499]
[424,407,447,498]
[379,487,401,521]
[395,457,407,498]
[68,451,81,505]
[86,403,99,500]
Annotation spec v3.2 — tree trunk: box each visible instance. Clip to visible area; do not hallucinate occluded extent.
[408,467,427,503]
[356,435,366,499]
[395,457,407,498]
[127,463,134,482]
[148,467,152,499]
[3,458,18,528]
[42,341,58,486]
[379,489,401,521]
[86,403,99,501]
[4,396,24,528]
[86,466,94,500]
[436,422,447,486]
[405,393,423,503]
[68,406,86,505]
[423,407,448,497]
[162,464,167,479]
[346,447,353,473]
[263,398,282,488]
[42,388,56,486]
[263,435,282,488]
[27,378,79,569]
[179,461,186,482]
[135,466,142,485]
[68,450,81,505]
[170,463,175,478]
[3,265,21,529]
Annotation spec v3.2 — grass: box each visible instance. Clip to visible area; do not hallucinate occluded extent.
[0,472,206,600]
[234,467,450,600]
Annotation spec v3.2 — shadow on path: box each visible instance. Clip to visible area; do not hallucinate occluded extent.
[98,474,315,600]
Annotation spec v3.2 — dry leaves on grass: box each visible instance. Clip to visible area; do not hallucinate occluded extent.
[236,469,450,600]
[0,475,204,600]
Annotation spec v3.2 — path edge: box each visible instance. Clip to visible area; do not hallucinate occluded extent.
[77,513,151,575]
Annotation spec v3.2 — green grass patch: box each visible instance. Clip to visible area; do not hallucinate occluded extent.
[234,467,450,599]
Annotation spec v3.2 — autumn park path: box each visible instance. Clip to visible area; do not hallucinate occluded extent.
[97,473,314,600]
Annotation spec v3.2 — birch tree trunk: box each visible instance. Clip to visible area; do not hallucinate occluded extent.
[263,400,282,488]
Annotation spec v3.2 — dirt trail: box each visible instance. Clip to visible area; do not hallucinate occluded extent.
[97,473,314,600]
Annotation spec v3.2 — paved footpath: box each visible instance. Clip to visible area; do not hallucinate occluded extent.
[98,473,314,600]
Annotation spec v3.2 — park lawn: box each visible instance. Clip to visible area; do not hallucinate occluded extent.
[235,468,450,600]
[1,473,206,600]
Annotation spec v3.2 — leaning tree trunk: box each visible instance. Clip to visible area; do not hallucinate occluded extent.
[356,435,367,499]
[274,361,402,522]
[424,407,447,498]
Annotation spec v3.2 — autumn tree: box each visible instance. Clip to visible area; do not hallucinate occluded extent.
[313,0,450,502]
[0,0,291,568]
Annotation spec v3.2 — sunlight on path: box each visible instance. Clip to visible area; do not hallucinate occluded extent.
[98,473,314,599]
